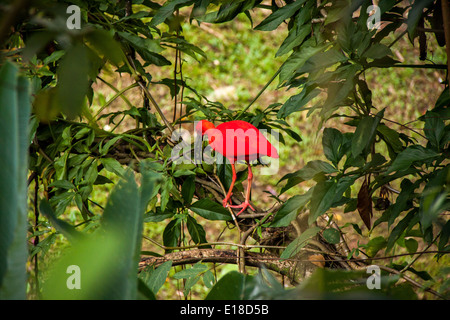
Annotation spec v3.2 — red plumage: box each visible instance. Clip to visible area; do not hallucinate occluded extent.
[196,119,279,215]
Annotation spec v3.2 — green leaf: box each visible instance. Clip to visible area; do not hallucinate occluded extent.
[137,278,157,300]
[85,29,125,66]
[216,159,233,191]
[39,199,83,243]
[255,0,307,31]
[186,214,209,245]
[270,191,312,227]
[117,31,164,54]
[386,179,418,227]
[308,176,356,224]
[100,170,144,299]
[144,207,174,222]
[386,145,439,174]
[42,170,147,299]
[205,271,245,300]
[362,43,392,59]
[41,229,124,299]
[57,43,90,119]
[84,161,98,185]
[278,41,330,86]
[100,136,121,155]
[279,160,337,185]
[100,157,125,177]
[323,228,340,244]
[438,220,450,253]
[190,199,232,221]
[0,62,29,299]
[163,37,207,62]
[203,270,215,288]
[423,111,445,150]
[420,166,450,230]
[173,169,196,177]
[386,210,415,252]
[352,109,384,158]
[280,227,321,260]
[150,0,194,27]
[322,128,344,167]
[277,86,320,118]
[362,236,387,257]
[321,64,361,118]
[181,175,195,204]
[140,260,172,295]
[377,124,404,154]
[200,0,259,24]
[173,262,208,280]
[297,48,348,74]
[173,262,208,296]
[163,218,182,251]
[276,23,311,57]
[406,0,434,41]
[405,238,418,255]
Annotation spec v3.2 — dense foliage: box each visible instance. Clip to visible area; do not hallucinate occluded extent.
[0,0,449,300]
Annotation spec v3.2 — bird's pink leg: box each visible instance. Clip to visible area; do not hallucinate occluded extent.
[229,164,256,215]
[222,163,236,208]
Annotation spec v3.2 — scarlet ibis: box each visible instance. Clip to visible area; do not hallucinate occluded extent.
[196,120,279,215]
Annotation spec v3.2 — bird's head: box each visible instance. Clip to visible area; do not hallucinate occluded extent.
[195,120,216,137]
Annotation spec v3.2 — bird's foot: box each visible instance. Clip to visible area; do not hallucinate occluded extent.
[229,201,255,216]
[222,195,233,208]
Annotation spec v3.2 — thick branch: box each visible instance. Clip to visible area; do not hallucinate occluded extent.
[139,249,295,280]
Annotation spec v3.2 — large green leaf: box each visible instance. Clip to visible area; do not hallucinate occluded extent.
[277,86,320,118]
[255,0,307,31]
[205,271,245,300]
[278,160,337,194]
[270,190,312,227]
[423,111,446,150]
[386,145,439,174]
[278,40,330,86]
[186,214,209,245]
[139,260,173,296]
[57,43,90,119]
[198,0,260,24]
[352,109,384,158]
[39,199,84,243]
[385,179,418,227]
[406,0,435,41]
[190,198,232,221]
[308,176,356,224]
[386,210,416,252]
[322,128,346,167]
[163,218,182,251]
[276,23,311,57]
[420,166,450,231]
[280,227,321,260]
[296,267,416,299]
[150,0,195,27]
[0,62,30,299]
[85,29,125,66]
[42,170,149,299]
[362,43,392,59]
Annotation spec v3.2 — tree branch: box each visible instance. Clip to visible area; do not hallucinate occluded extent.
[139,249,295,280]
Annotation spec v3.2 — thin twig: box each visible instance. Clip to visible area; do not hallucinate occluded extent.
[441,0,450,90]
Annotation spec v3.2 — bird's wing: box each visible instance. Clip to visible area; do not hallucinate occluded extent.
[216,121,278,160]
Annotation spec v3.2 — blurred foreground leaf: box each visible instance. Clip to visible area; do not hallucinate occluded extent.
[0,62,31,299]
[42,170,157,299]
